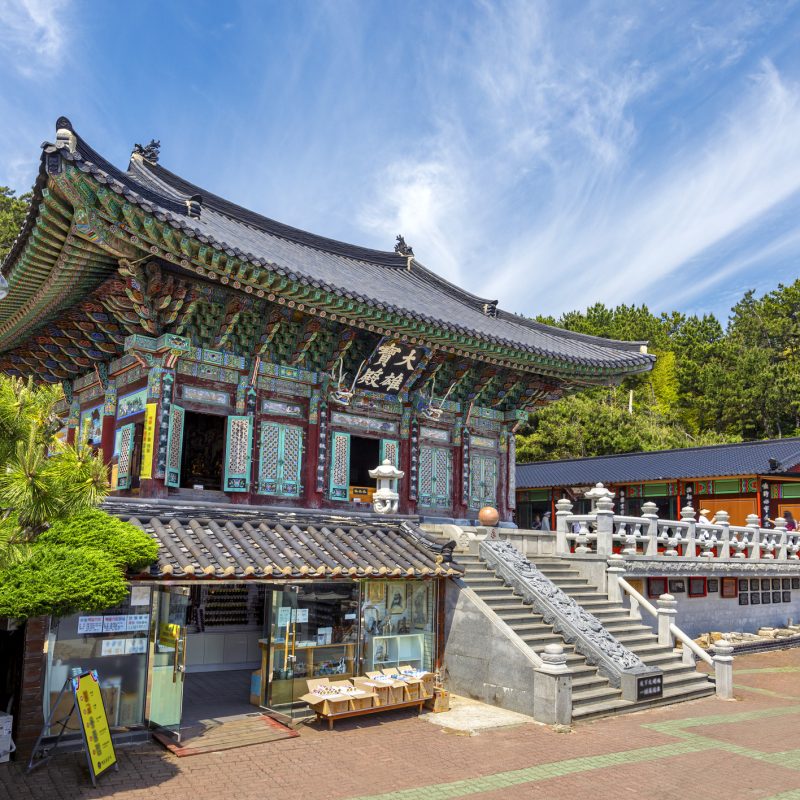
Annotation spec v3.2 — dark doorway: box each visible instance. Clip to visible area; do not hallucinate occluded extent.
[180,412,225,490]
[349,436,380,488]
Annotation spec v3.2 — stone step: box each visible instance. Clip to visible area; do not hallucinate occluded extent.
[571,674,610,691]
[570,685,623,707]
[613,632,659,647]
[547,580,592,590]
[483,601,530,612]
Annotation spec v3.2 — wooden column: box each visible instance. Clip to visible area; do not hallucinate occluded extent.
[12,616,49,760]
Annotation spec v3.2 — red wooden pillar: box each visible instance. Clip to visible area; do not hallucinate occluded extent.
[304,417,322,509]
[100,413,116,466]
[12,616,49,760]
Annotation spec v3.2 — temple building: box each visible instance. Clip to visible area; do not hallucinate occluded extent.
[1,119,658,751]
[0,118,653,523]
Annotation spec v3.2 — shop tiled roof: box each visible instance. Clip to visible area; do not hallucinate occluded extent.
[106,500,461,579]
[0,118,654,379]
[516,437,800,489]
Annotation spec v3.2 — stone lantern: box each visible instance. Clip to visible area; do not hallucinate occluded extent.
[369,459,405,515]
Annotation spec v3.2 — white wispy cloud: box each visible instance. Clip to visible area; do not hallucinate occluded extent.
[0,0,71,76]
[357,1,800,317]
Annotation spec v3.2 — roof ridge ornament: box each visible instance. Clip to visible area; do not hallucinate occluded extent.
[55,116,76,153]
[132,139,161,163]
[394,235,414,270]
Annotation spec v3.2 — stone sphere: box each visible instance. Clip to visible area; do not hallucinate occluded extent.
[478,506,500,527]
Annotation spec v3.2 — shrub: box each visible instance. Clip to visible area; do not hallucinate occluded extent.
[0,545,129,618]
[37,509,159,571]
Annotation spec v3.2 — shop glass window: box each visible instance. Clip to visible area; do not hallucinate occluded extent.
[44,587,153,734]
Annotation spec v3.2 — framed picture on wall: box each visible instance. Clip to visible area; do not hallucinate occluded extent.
[647,578,668,598]
[720,577,738,599]
[688,577,707,597]
[387,586,406,615]
[739,593,749,606]
[668,579,686,594]
[783,591,792,603]
[751,593,760,605]
[707,579,719,594]
[367,581,386,605]
[411,584,428,629]
[792,578,800,590]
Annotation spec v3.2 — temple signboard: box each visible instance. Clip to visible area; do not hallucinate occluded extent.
[356,339,428,399]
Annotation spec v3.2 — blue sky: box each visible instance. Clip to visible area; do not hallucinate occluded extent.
[2,1,800,323]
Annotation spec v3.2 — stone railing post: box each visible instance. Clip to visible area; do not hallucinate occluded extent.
[775,518,788,560]
[682,505,697,557]
[747,513,761,560]
[533,644,572,725]
[642,501,659,556]
[595,494,615,556]
[657,593,677,648]
[606,555,626,604]
[716,510,731,558]
[713,639,734,699]
[555,497,572,555]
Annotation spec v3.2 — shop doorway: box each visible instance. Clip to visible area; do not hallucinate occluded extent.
[349,436,380,503]
[148,584,267,742]
[180,412,225,490]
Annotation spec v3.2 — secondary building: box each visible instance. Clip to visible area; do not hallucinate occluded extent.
[516,437,800,528]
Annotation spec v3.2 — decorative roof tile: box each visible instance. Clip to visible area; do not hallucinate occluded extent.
[105,499,460,580]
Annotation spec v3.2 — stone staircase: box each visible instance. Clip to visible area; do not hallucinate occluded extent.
[458,552,715,720]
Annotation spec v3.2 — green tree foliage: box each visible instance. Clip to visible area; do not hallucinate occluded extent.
[0,546,128,619]
[37,509,158,572]
[0,186,31,263]
[0,376,157,618]
[520,281,800,461]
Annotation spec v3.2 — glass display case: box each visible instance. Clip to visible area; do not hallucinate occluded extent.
[266,583,360,714]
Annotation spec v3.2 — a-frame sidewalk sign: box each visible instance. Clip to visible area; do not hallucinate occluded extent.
[27,669,119,787]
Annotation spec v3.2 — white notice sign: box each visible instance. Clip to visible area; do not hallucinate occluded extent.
[100,638,126,656]
[102,615,127,633]
[125,614,150,632]
[124,638,148,655]
[130,586,151,607]
[77,616,103,635]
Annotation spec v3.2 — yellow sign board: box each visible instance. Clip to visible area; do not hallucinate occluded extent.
[158,621,181,650]
[72,671,117,780]
[139,402,157,480]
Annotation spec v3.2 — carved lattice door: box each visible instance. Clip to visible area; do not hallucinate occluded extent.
[116,423,136,490]
[380,438,399,467]
[328,431,350,500]
[418,445,452,509]
[258,422,303,497]
[165,405,185,488]
[224,415,253,492]
[469,453,498,510]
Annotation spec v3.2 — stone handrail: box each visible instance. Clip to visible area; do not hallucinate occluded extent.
[607,555,731,695]
[480,538,661,699]
[556,484,800,561]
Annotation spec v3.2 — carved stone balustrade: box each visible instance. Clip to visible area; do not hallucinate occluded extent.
[556,484,799,564]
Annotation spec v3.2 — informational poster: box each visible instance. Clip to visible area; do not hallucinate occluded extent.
[100,639,126,656]
[72,671,117,782]
[277,606,293,627]
[102,616,127,633]
[125,614,150,632]
[139,402,157,480]
[124,638,148,655]
[130,586,151,607]
[77,616,104,635]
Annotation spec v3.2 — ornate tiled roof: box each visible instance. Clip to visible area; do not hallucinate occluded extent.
[106,499,460,579]
[0,118,655,383]
[516,437,800,489]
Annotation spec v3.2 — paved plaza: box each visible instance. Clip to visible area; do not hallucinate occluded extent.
[4,649,800,800]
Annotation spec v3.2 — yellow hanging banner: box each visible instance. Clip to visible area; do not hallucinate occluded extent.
[72,671,117,781]
[139,402,157,480]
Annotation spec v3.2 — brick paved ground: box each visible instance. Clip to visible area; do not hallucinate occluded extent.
[3,649,800,800]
